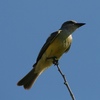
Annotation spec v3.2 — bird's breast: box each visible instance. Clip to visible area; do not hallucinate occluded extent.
[36,33,72,70]
[45,34,72,59]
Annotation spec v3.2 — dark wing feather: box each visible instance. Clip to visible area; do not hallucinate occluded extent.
[33,31,60,67]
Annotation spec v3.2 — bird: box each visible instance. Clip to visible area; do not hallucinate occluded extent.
[17,20,85,89]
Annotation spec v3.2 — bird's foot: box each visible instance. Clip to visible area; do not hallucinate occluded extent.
[47,56,59,66]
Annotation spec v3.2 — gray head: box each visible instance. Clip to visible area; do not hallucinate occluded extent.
[60,20,85,33]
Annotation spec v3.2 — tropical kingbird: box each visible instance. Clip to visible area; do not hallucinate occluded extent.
[17,20,85,89]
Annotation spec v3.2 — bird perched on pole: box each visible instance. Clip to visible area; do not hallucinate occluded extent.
[17,20,85,89]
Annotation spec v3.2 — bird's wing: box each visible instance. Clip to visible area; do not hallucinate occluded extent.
[33,31,61,67]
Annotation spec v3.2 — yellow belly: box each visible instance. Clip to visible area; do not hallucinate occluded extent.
[35,34,72,73]
[45,35,72,59]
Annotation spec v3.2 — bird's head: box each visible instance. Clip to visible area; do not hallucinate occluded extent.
[60,20,85,33]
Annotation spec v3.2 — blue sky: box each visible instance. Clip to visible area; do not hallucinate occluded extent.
[0,0,100,100]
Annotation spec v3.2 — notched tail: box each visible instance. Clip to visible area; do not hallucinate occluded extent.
[17,68,39,90]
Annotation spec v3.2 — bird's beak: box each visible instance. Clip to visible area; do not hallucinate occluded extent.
[75,23,86,27]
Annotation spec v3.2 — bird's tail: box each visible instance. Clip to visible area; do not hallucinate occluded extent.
[17,67,41,89]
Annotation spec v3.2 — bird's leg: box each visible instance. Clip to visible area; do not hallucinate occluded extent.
[52,57,59,66]
[47,56,59,66]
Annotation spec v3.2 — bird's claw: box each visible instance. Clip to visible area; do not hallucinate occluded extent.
[47,56,59,66]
